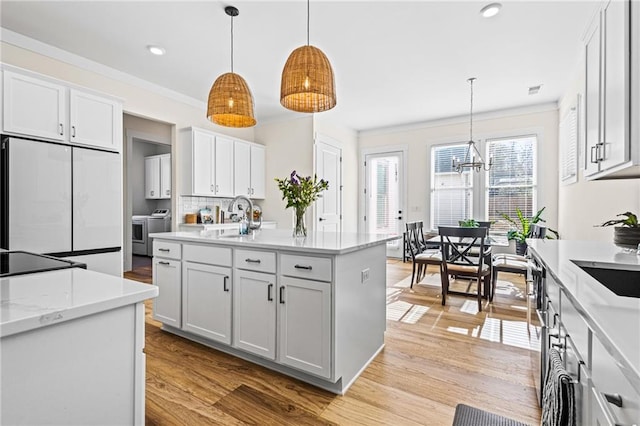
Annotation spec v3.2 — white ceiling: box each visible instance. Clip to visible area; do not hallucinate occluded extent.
[0,1,598,131]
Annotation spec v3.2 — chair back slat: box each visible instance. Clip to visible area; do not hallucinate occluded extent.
[438,226,488,268]
[405,222,422,258]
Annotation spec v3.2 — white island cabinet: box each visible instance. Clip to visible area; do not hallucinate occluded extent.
[149,229,397,394]
[0,268,158,425]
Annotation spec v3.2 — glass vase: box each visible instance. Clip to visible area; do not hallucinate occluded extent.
[293,207,307,238]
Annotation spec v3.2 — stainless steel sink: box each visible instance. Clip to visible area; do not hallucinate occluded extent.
[572,260,640,298]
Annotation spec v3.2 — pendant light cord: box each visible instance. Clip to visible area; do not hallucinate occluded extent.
[230,13,234,73]
[307,0,310,46]
[469,78,475,142]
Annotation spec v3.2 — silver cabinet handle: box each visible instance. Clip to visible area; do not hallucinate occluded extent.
[59,123,64,136]
[150,190,154,196]
[165,189,170,196]
[294,264,312,270]
[158,261,170,266]
[267,283,273,301]
[603,393,623,408]
[251,188,254,195]
[158,248,170,252]
[223,276,229,292]
[279,286,285,304]
[210,184,214,192]
[215,184,219,193]
[71,126,76,138]
[590,145,598,163]
[245,258,261,263]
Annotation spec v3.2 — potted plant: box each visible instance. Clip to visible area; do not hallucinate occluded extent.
[275,170,328,237]
[598,211,640,247]
[500,207,559,255]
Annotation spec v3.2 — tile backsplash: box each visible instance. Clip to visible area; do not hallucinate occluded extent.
[178,196,232,223]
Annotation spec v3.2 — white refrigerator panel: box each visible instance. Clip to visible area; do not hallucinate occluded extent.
[73,148,121,250]
[8,138,72,253]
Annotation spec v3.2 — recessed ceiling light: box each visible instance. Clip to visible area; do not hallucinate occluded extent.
[147,45,165,56]
[480,3,502,18]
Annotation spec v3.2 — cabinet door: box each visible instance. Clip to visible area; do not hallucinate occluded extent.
[3,70,67,141]
[214,136,234,197]
[145,156,160,199]
[584,14,602,177]
[160,154,171,199]
[152,258,182,327]
[601,0,629,171]
[192,130,215,195]
[182,262,232,344]
[234,141,251,197]
[233,269,276,359]
[69,89,122,152]
[278,276,331,379]
[250,144,266,199]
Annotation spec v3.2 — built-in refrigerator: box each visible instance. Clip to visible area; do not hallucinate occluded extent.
[1,136,122,275]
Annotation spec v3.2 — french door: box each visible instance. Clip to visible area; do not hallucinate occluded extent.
[364,151,405,257]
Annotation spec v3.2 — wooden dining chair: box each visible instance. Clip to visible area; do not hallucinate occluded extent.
[438,226,491,311]
[406,222,444,288]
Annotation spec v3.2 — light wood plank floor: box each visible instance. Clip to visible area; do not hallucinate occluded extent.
[125,258,542,425]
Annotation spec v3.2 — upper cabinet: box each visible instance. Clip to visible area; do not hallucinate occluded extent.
[145,153,171,199]
[234,141,266,199]
[2,68,123,152]
[584,0,640,179]
[181,127,265,198]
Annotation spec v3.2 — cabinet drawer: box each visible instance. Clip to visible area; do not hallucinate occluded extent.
[281,254,332,282]
[183,244,231,267]
[153,240,181,260]
[591,334,640,424]
[235,249,276,273]
[560,289,590,362]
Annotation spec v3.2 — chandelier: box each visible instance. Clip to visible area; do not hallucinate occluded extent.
[452,78,492,173]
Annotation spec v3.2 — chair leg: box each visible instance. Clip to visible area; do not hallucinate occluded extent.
[410,262,416,289]
[490,270,497,302]
[440,264,447,306]
[477,278,482,312]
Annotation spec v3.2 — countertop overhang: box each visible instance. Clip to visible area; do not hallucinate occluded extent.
[1,268,158,337]
[149,229,401,255]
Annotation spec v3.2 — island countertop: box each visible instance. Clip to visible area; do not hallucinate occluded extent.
[0,268,158,337]
[527,239,640,394]
[149,229,400,255]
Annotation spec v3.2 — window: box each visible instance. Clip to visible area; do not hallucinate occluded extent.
[485,136,537,233]
[430,144,474,229]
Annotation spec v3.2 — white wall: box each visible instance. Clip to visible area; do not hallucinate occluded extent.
[359,107,560,233]
[558,57,640,242]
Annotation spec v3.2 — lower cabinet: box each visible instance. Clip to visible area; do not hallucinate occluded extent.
[182,262,232,344]
[278,276,331,379]
[233,269,277,360]
[152,257,181,328]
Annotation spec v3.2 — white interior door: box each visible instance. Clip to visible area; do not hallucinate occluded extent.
[314,139,342,232]
[364,151,405,257]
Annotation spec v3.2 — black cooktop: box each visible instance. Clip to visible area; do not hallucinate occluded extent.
[0,251,86,278]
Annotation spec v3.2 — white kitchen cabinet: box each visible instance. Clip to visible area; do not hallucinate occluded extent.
[232,269,277,360]
[584,0,638,179]
[181,127,233,197]
[145,154,171,199]
[152,257,182,328]
[278,276,331,378]
[3,70,67,141]
[182,261,232,344]
[69,89,122,152]
[233,141,266,199]
[2,68,122,152]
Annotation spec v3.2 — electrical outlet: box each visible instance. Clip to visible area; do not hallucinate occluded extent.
[361,268,370,283]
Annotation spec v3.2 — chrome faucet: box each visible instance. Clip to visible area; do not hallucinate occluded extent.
[228,195,262,231]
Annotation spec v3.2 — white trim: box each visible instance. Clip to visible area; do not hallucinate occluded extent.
[1,27,204,109]
[358,102,558,137]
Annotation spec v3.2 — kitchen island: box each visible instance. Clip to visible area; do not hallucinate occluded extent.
[528,239,640,424]
[1,268,158,425]
[149,229,399,394]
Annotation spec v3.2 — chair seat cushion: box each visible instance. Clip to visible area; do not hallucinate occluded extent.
[493,254,529,271]
[415,251,442,262]
[446,263,489,275]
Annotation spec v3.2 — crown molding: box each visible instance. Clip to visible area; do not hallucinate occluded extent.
[0,27,205,110]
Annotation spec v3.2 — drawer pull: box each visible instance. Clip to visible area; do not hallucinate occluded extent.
[158,261,170,266]
[603,393,623,408]
[223,276,229,292]
[245,258,261,264]
[59,123,64,135]
[267,283,273,301]
[279,286,285,304]
[158,248,170,252]
[294,264,313,270]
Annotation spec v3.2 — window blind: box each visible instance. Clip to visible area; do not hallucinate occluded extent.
[430,144,474,229]
[560,107,578,184]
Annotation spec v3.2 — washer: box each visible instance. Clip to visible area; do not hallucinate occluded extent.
[132,215,149,256]
[146,209,171,256]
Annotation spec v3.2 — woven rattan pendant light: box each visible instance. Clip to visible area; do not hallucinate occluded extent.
[280,0,336,113]
[207,6,256,128]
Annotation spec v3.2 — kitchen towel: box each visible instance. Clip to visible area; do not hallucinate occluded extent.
[541,348,575,426]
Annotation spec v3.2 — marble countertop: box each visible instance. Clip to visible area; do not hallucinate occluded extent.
[150,229,400,255]
[179,221,276,229]
[0,268,158,338]
[528,239,640,393]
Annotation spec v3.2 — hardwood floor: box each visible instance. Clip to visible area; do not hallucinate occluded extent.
[125,258,542,425]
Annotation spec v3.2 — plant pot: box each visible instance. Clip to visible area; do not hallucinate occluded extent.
[613,227,640,247]
[515,241,528,256]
